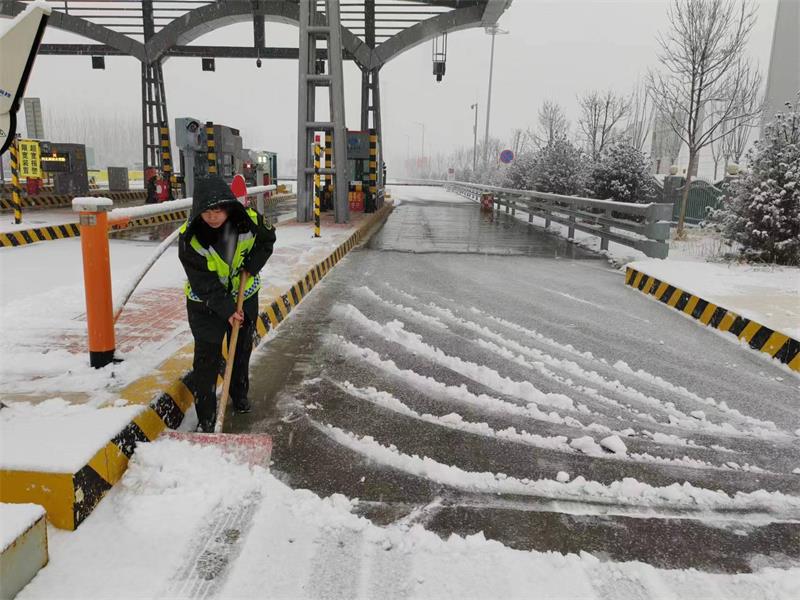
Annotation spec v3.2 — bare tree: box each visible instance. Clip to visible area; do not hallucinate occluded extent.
[534,100,569,147]
[510,128,534,156]
[648,0,762,237]
[722,70,763,165]
[624,80,654,151]
[577,89,630,160]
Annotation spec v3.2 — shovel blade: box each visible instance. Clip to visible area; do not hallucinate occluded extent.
[161,431,272,468]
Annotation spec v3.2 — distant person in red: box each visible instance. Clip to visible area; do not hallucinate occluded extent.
[178,175,276,432]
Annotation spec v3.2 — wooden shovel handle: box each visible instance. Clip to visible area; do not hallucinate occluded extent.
[214,273,249,433]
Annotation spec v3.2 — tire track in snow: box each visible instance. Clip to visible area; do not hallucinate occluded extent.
[311,420,800,520]
[376,284,783,438]
[333,303,588,415]
[329,335,734,454]
[331,379,771,475]
[475,306,782,433]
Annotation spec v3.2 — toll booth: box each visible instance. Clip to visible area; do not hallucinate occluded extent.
[346,130,370,183]
[40,142,89,196]
[175,117,204,197]
[176,117,244,196]
[241,149,278,187]
[214,124,243,180]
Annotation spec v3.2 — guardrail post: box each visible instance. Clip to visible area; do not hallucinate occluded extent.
[600,208,610,251]
[511,197,516,217]
[568,212,575,239]
[544,210,551,228]
[505,197,510,214]
[73,197,116,368]
[527,200,533,224]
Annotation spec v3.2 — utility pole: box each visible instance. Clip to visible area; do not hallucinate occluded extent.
[470,102,478,175]
[414,121,425,172]
[483,25,509,168]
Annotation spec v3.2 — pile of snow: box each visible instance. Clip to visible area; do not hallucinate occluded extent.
[17,437,800,599]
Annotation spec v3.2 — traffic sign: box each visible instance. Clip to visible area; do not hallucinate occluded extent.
[499,149,514,164]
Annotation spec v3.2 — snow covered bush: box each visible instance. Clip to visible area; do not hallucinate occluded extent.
[503,151,536,189]
[587,141,659,203]
[529,139,588,196]
[713,100,800,265]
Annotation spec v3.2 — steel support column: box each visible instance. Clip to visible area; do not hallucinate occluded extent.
[297,0,348,224]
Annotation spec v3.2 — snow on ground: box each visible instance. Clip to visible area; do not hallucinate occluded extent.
[1,503,45,552]
[0,216,355,400]
[16,437,800,600]
[0,209,79,233]
[0,399,144,472]
[627,260,800,339]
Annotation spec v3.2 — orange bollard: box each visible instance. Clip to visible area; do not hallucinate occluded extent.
[73,197,116,368]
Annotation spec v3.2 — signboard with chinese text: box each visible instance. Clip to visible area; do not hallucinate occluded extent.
[18,139,41,178]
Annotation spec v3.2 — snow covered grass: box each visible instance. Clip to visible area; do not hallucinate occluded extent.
[17,437,800,599]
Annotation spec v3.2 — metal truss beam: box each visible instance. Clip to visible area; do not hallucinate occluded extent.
[38,44,336,60]
[369,5,484,69]
[144,0,371,66]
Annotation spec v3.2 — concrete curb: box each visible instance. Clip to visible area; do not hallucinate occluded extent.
[625,266,800,373]
[0,203,394,530]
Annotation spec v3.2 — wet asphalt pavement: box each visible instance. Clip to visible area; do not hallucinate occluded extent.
[226,188,800,573]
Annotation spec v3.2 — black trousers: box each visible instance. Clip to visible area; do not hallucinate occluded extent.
[191,318,256,426]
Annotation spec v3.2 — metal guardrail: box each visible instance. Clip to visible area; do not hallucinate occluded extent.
[439,180,672,259]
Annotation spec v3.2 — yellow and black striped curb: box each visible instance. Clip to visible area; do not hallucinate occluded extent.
[625,267,800,372]
[0,223,82,247]
[0,190,146,211]
[0,202,394,530]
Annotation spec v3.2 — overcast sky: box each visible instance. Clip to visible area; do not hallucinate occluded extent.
[19,0,780,175]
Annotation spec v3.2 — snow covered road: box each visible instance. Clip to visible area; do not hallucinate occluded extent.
[222,187,800,576]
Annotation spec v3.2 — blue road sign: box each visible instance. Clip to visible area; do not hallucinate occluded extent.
[499,149,514,164]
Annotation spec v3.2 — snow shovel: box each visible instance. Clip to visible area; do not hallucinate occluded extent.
[162,274,272,467]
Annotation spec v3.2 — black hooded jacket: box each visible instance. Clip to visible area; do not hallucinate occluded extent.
[178,176,276,343]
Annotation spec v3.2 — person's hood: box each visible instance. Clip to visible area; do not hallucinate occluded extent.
[187,175,249,234]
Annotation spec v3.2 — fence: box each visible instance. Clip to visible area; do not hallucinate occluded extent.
[662,176,725,224]
[442,180,672,259]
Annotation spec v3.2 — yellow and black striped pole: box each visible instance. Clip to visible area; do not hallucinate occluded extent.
[159,121,173,200]
[9,136,23,224]
[324,132,333,204]
[313,140,321,238]
[205,121,217,175]
[367,128,378,213]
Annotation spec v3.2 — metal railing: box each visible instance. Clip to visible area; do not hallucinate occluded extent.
[440,180,672,259]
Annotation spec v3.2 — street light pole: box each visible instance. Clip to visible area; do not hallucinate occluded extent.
[483,25,508,168]
[470,102,478,175]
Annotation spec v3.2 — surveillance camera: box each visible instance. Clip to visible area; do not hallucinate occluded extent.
[256,58,262,68]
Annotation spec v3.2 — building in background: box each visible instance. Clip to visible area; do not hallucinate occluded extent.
[762,0,800,127]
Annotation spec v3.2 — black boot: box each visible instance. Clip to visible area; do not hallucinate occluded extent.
[232,397,252,414]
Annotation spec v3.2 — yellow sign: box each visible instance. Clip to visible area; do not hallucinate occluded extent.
[18,139,42,179]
